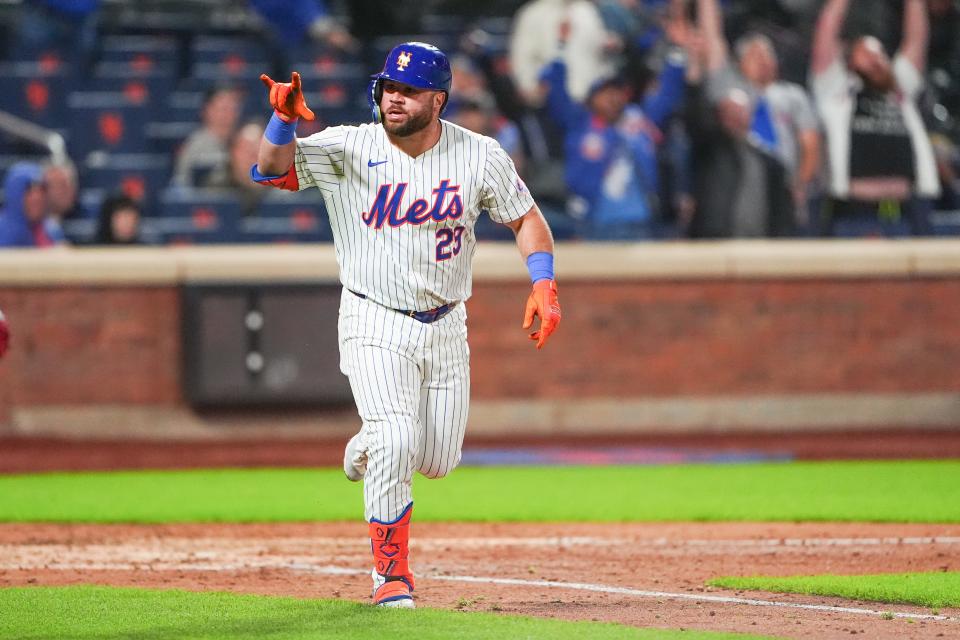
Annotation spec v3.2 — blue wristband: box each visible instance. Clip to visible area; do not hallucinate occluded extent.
[264,111,298,146]
[526,252,554,283]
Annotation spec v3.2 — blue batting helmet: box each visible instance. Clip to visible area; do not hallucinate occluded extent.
[369,42,452,123]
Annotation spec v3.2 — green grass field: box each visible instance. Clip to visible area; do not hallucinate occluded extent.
[0,586,775,640]
[709,572,960,609]
[0,460,958,523]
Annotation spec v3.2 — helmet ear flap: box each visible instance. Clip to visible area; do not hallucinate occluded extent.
[369,78,384,123]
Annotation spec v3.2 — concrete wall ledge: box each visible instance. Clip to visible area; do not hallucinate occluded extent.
[5,394,957,441]
[1,239,959,286]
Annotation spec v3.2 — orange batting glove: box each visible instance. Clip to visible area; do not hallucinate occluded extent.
[522,279,561,349]
[260,71,315,122]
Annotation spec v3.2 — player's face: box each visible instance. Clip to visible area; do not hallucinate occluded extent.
[380,81,443,137]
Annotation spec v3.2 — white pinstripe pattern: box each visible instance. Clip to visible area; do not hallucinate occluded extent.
[338,287,470,521]
[293,120,533,311]
[295,119,529,523]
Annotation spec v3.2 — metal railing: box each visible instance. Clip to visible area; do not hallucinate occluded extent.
[0,110,67,164]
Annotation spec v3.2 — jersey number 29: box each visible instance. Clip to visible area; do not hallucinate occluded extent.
[436,226,465,261]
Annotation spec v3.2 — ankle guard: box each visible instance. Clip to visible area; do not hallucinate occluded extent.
[369,502,414,590]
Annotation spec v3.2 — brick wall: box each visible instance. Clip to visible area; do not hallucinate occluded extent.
[466,278,960,398]
[0,287,181,422]
[1,278,958,422]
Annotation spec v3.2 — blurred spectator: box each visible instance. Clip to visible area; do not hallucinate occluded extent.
[697,0,821,230]
[249,0,356,52]
[458,29,567,202]
[42,160,82,246]
[7,0,100,66]
[683,35,795,239]
[343,1,422,45]
[449,92,527,176]
[206,121,270,215]
[509,0,573,106]
[931,131,960,211]
[92,194,143,246]
[172,86,243,188]
[510,0,621,105]
[44,161,81,221]
[541,16,689,239]
[563,1,624,102]
[0,163,54,248]
[811,0,939,236]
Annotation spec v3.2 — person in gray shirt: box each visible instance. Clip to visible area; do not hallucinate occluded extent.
[171,86,243,188]
[697,0,821,226]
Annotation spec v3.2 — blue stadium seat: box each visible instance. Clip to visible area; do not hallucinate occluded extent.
[98,36,180,68]
[87,63,178,106]
[421,15,468,38]
[154,188,243,244]
[0,62,74,127]
[81,153,172,214]
[929,210,960,236]
[66,92,152,158]
[145,122,197,155]
[190,35,270,68]
[297,65,367,112]
[60,189,108,245]
[162,91,206,122]
[240,192,331,243]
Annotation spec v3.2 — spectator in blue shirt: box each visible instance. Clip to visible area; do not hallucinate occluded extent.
[0,163,53,249]
[541,44,687,239]
[248,0,354,52]
[9,0,100,68]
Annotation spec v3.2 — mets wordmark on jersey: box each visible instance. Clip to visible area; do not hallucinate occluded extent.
[293,120,534,311]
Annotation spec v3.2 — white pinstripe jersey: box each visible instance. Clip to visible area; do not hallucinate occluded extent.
[293,120,534,311]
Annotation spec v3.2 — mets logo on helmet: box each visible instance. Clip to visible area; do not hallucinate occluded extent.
[396,51,412,71]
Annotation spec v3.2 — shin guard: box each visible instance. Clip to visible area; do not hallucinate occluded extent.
[368,502,415,592]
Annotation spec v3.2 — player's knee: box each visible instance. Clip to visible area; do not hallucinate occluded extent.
[420,454,461,479]
[363,423,418,473]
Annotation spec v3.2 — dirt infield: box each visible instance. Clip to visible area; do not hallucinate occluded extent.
[1,521,957,639]
[3,432,959,639]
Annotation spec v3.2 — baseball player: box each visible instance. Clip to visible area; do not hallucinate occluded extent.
[252,42,561,608]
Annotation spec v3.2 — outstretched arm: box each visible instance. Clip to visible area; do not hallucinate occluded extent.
[899,0,929,72]
[696,0,729,73]
[506,205,554,259]
[505,206,561,350]
[539,58,588,134]
[811,0,851,75]
[642,53,687,129]
[254,72,314,182]
[257,134,297,177]
[643,4,693,128]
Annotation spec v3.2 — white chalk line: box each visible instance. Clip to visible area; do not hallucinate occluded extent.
[5,535,958,624]
[4,556,955,623]
[288,563,957,623]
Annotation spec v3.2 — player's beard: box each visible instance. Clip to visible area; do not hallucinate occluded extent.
[382,105,434,137]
